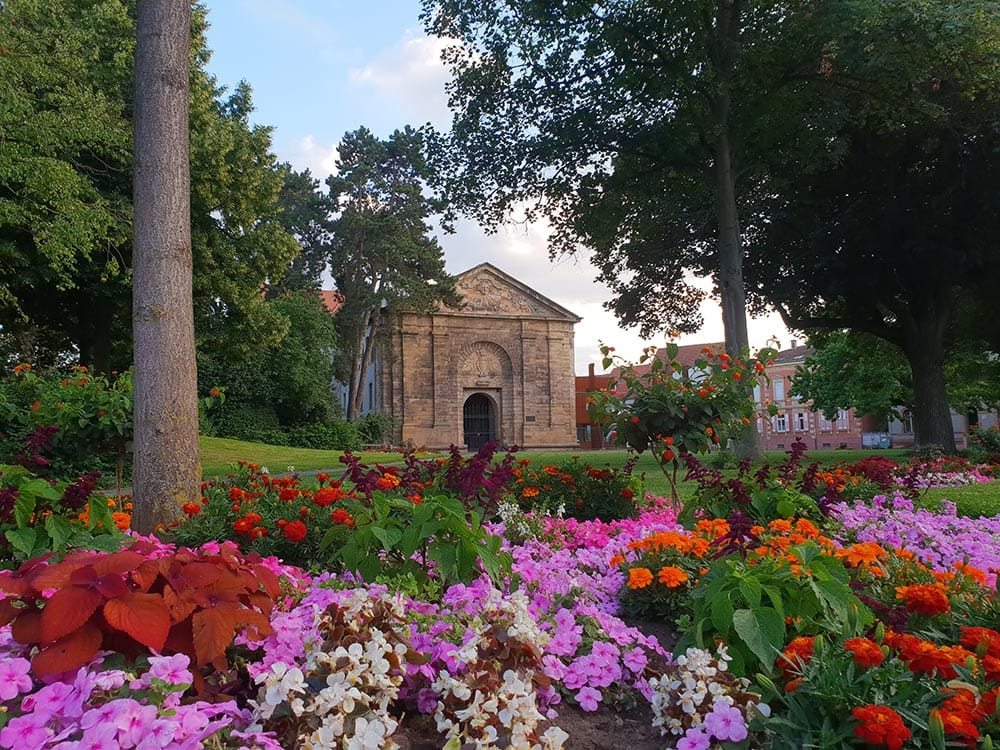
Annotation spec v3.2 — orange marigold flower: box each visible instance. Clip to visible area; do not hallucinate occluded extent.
[896,584,951,616]
[657,566,688,588]
[837,541,886,567]
[330,508,355,527]
[282,520,307,543]
[779,636,815,679]
[627,567,654,589]
[609,554,625,567]
[959,626,1000,657]
[316,472,330,484]
[112,512,131,531]
[522,486,539,498]
[233,518,253,534]
[661,449,675,462]
[844,637,885,668]
[768,518,793,534]
[313,487,345,507]
[621,487,634,500]
[279,488,300,502]
[951,561,988,585]
[181,502,201,516]
[852,705,911,750]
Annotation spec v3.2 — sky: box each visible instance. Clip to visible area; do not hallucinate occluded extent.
[201,0,793,374]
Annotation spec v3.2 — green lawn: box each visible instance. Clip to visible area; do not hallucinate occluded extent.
[199,436,405,478]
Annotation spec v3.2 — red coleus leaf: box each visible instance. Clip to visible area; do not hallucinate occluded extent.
[0,599,19,627]
[0,572,33,597]
[234,609,273,642]
[11,610,42,644]
[89,551,144,578]
[103,593,170,652]
[191,603,242,665]
[165,561,221,592]
[131,560,161,592]
[41,586,104,643]
[32,623,103,676]
[252,564,281,599]
[162,584,198,623]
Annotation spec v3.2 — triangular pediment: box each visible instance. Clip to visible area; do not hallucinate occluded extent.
[440,263,581,322]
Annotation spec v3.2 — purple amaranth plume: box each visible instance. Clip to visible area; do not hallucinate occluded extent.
[61,470,102,512]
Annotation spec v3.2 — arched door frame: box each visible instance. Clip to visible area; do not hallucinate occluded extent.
[462,390,500,451]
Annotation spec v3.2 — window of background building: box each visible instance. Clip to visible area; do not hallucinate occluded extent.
[901,412,913,433]
[773,378,785,401]
[753,384,761,403]
[836,409,850,430]
[795,411,808,432]
[774,414,789,433]
[577,424,591,443]
[819,413,833,432]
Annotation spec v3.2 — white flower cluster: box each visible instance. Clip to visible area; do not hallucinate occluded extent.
[251,590,410,750]
[432,589,565,749]
[648,644,763,737]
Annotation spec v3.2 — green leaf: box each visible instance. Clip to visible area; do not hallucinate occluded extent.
[732,608,786,670]
[13,493,37,529]
[371,525,403,550]
[737,577,762,608]
[44,515,74,552]
[5,527,37,557]
[19,478,61,502]
[710,592,735,632]
[357,554,381,582]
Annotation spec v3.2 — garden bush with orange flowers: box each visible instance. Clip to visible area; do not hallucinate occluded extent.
[510,455,642,521]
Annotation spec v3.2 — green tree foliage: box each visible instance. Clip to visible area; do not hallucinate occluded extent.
[267,164,335,295]
[327,126,460,420]
[420,1,824,350]
[745,0,1000,450]
[0,0,299,372]
[793,330,1000,427]
[199,291,340,438]
[791,332,913,424]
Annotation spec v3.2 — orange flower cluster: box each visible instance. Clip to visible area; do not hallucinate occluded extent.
[843,637,885,668]
[749,518,837,572]
[835,541,887,571]
[884,631,976,680]
[936,686,1000,747]
[851,705,912,750]
[895,583,951,616]
[779,636,815,679]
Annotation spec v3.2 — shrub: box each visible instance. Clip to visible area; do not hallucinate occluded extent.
[356,411,395,445]
[286,420,360,451]
[969,424,1000,464]
[589,341,777,503]
[0,365,133,480]
[511,457,641,522]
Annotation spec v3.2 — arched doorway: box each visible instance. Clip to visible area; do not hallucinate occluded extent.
[463,393,496,451]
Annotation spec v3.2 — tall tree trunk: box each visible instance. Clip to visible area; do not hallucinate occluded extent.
[901,308,956,452]
[131,0,200,534]
[713,111,759,458]
[350,308,379,421]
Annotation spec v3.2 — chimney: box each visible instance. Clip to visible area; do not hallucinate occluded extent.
[790,339,797,349]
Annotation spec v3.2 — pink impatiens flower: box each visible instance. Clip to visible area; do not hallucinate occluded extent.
[575,686,602,712]
[0,657,32,701]
[704,702,748,742]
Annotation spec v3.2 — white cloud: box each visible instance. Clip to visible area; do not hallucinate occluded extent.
[284,135,340,180]
[348,34,453,127]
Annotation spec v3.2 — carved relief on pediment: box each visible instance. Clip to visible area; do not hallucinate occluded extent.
[458,341,511,381]
[454,273,542,315]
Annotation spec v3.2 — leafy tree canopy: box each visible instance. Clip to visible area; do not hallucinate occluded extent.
[745,0,1000,449]
[327,126,460,420]
[0,0,300,371]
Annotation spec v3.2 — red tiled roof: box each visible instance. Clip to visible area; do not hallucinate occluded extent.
[319,289,345,315]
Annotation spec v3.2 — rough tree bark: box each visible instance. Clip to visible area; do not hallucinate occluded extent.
[901,306,957,452]
[131,0,200,534]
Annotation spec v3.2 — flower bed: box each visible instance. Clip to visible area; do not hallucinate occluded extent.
[0,449,998,749]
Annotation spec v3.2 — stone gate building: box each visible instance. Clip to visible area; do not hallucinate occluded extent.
[382,263,580,451]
